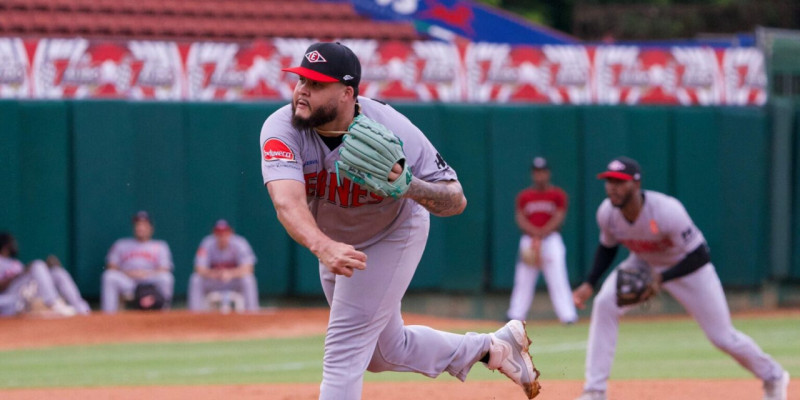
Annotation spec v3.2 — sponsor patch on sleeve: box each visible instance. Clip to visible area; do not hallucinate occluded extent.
[262,138,296,162]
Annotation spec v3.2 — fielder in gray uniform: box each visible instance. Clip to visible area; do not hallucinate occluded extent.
[102,211,174,313]
[261,42,540,399]
[188,219,259,312]
[572,157,790,400]
[0,232,83,317]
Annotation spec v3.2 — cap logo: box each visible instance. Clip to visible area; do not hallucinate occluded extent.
[305,51,326,63]
[342,75,353,81]
[608,160,626,171]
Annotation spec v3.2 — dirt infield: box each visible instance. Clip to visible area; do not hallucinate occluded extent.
[0,309,796,400]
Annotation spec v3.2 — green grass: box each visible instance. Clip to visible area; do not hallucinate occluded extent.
[0,315,797,388]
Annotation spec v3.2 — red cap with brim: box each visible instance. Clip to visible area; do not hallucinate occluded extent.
[597,171,635,181]
[213,219,232,233]
[282,67,339,83]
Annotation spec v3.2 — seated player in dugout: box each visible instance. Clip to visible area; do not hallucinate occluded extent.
[187,219,259,312]
[571,156,790,400]
[0,232,88,317]
[261,41,541,399]
[101,211,174,313]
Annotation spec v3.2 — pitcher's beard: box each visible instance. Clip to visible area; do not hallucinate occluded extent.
[291,101,338,130]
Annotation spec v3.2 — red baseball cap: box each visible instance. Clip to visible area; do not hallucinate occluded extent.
[213,219,232,233]
[597,156,642,181]
[282,42,361,90]
[132,210,151,223]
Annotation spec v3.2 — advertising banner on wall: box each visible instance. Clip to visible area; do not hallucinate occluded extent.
[0,37,766,105]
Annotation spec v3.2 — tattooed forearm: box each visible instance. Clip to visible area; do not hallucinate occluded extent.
[403,177,467,217]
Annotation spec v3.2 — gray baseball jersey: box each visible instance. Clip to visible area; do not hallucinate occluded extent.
[583,189,784,392]
[260,96,457,247]
[194,234,256,269]
[106,238,173,272]
[0,256,24,285]
[596,190,706,267]
[261,97,495,400]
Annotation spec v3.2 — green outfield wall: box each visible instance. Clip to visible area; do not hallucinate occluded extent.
[0,101,797,299]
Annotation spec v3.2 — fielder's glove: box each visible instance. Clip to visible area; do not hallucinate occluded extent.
[335,115,412,198]
[616,264,658,307]
[520,236,543,268]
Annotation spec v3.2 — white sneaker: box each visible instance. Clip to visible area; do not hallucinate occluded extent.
[764,370,790,400]
[487,320,541,398]
[50,299,77,317]
[576,390,607,400]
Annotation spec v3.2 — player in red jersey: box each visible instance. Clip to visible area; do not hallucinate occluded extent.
[506,157,577,324]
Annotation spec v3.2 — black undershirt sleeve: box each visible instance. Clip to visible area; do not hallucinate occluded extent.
[586,244,619,288]
[660,243,711,283]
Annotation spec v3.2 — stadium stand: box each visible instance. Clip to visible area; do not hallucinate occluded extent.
[0,0,421,41]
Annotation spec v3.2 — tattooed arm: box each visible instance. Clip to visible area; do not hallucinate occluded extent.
[404,177,467,217]
[387,163,466,217]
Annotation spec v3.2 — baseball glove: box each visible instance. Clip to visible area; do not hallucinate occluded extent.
[133,283,166,311]
[335,115,412,199]
[520,237,542,268]
[616,264,657,307]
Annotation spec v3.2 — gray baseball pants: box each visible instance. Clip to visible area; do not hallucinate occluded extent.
[50,265,90,314]
[187,272,259,311]
[318,208,491,400]
[584,261,785,392]
[101,269,174,313]
[0,260,62,316]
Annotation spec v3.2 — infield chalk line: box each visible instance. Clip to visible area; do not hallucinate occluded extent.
[535,341,587,353]
[144,361,322,378]
[142,342,587,379]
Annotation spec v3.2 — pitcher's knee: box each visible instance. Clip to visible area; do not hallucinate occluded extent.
[366,351,391,373]
[706,329,738,351]
[366,331,409,373]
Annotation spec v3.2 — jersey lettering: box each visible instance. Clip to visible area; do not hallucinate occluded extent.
[523,201,557,215]
[210,261,237,270]
[304,170,384,208]
[619,237,674,253]
[119,250,159,264]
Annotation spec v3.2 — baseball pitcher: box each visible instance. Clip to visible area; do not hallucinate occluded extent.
[262,42,541,399]
[572,157,789,400]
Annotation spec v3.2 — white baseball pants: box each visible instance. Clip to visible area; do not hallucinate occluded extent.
[507,233,578,323]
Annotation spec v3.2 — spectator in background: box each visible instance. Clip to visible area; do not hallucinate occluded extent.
[0,232,84,317]
[506,157,577,324]
[102,211,174,313]
[188,219,259,312]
